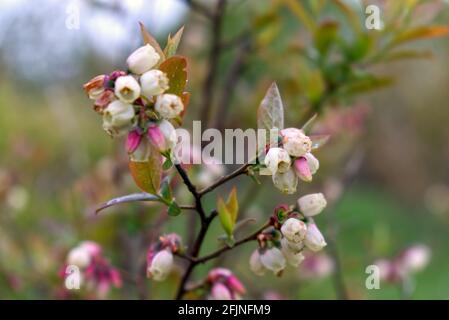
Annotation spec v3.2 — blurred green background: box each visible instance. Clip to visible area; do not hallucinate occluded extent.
[1,0,449,299]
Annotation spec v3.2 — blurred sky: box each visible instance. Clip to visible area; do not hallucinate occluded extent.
[0,0,187,82]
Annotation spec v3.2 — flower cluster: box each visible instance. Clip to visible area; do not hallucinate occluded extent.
[207,268,246,300]
[374,244,431,283]
[83,43,183,161]
[62,241,122,298]
[146,233,182,281]
[263,128,319,194]
[250,193,327,276]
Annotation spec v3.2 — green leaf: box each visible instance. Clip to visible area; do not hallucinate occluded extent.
[163,157,173,170]
[383,50,433,62]
[167,201,181,216]
[226,187,239,224]
[314,20,339,56]
[164,26,184,58]
[391,25,449,47]
[160,177,173,202]
[158,56,188,97]
[128,143,162,194]
[139,22,165,62]
[338,76,394,96]
[217,197,233,236]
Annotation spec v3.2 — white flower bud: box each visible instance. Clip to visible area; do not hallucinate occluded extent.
[140,70,169,97]
[249,249,266,276]
[281,218,307,243]
[147,250,173,281]
[280,128,312,157]
[67,246,91,268]
[304,153,319,174]
[155,94,184,119]
[102,100,135,137]
[126,44,160,75]
[272,168,298,194]
[298,193,327,217]
[114,75,141,103]
[259,247,286,276]
[304,223,327,252]
[264,147,291,174]
[281,244,305,267]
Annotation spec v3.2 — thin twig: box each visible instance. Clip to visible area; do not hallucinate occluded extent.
[174,164,206,221]
[198,163,251,196]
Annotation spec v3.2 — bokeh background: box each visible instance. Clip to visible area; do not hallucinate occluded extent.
[1,0,449,299]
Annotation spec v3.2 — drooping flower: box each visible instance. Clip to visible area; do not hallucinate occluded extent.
[272,168,298,194]
[281,244,305,267]
[259,247,286,276]
[280,128,312,157]
[102,100,136,137]
[83,75,105,100]
[154,93,184,119]
[114,75,141,103]
[140,69,169,97]
[265,147,291,174]
[304,222,327,252]
[249,249,267,276]
[298,193,327,217]
[126,44,160,75]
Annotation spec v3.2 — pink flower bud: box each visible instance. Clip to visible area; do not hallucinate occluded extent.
[294,157,312,182]
[210,283,232,300]
[227,275,246,295]
[147,125,166,151]
[126,130,143,154]
[208,268,232,282]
